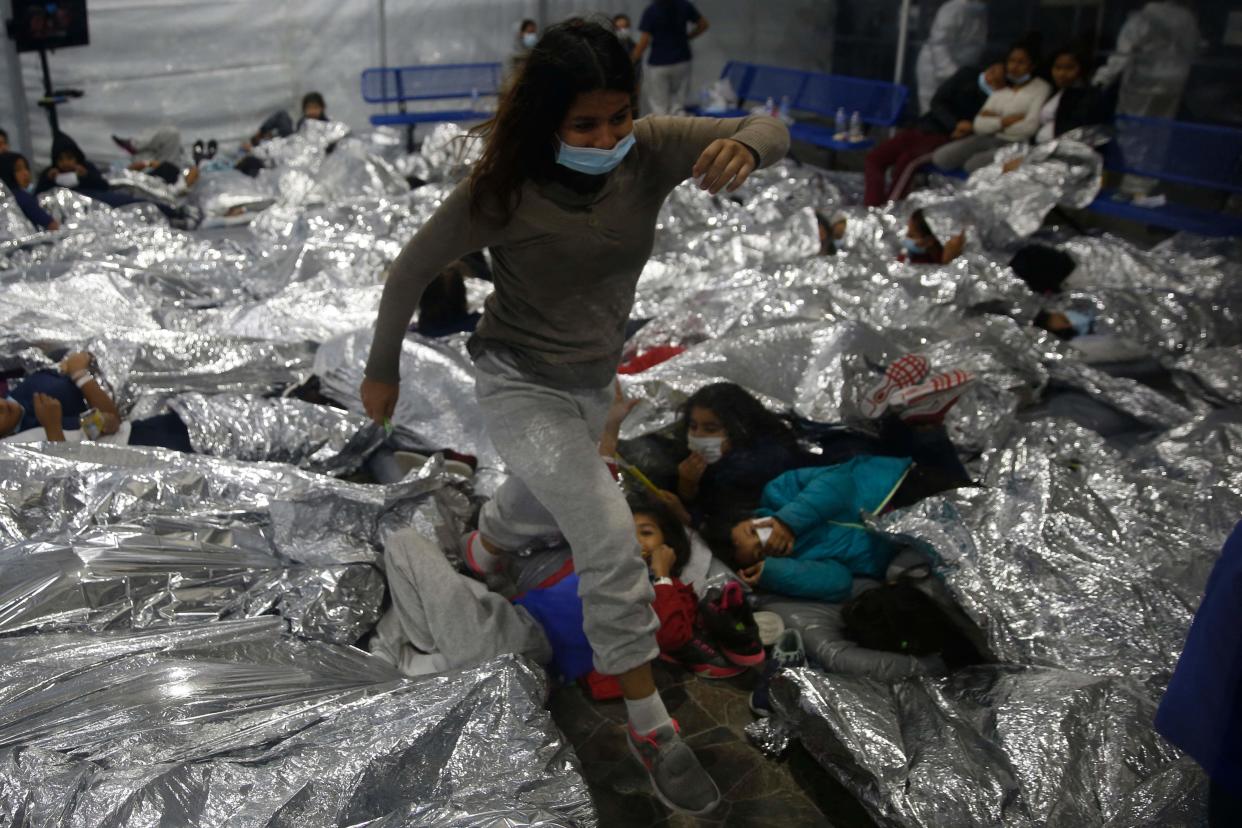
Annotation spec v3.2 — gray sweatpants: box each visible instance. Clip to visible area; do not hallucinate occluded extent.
[930,134,1006,173]
[371,527,552,675]
[645,61,693,116]
[474,351,659,676]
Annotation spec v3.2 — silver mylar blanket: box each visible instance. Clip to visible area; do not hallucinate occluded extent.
[0,112,1238,826]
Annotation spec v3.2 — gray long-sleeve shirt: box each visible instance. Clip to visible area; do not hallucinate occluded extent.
[365,114,790,388]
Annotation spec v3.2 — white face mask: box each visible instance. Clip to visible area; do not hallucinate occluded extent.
[752,520,773,546]
[54,171,79,188]
[616,27,630,37]
[687,435,725,464]
[521,32,538,49]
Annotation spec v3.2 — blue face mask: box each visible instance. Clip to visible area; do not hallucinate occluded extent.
[1008,73,1032,85]
[978,72,994,96]
[902,237,927,256]
[556,132,636,176]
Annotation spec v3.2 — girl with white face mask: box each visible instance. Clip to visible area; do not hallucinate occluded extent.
[359,18,789,817]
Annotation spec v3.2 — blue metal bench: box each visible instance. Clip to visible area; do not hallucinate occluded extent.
[705,61,908,152]
[929,115,1242,236]
[1091,115,1242,236]
[360,62,501,128]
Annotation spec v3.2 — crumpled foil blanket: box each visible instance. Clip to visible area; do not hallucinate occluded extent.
[0,116,1237,825]
[0,620,594,827]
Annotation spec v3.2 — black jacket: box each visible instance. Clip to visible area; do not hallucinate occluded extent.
[37,132,109,194]
[917,65,990,135]
[1053,85,1113,137]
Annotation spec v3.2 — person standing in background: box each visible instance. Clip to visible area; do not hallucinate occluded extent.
[632,0,709,116]
[613,13,643,115]
[1092,0,1201,196]
[915,0,989,114]
[509,19,540,80]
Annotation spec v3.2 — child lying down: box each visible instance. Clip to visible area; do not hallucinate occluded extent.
[370,384,767,691]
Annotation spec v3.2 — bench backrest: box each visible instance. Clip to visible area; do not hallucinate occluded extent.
[361,63,502,105]
[721,61,908,127]
[1104,115,1242,194]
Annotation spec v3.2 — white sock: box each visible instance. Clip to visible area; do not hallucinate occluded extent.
[625,691,673,735]
[467,532,503,573]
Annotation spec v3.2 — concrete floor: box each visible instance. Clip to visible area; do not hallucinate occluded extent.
[547,660,878,828]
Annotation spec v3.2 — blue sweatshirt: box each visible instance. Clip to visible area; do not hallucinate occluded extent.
[755,456,912,602]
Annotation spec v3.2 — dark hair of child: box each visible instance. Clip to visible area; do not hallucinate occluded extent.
[1009,244,1076,294]
[842,579,986,671]
[676,382,799,455]
[698,502,759,572]
[469,18,636,221]
[628,493,692,576]
[302,91,326,113]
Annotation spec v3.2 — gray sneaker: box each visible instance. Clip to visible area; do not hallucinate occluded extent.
[626,720,721,816]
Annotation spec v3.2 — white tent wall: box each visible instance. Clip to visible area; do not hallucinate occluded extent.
[0,0,833,165]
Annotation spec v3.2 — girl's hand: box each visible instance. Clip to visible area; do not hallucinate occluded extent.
[942,230,966,264]
[1002,157,1023,174]
[650,544,677,579]
[361,378,399,425]
[754,517,794,556]
[951,120,974,139]
[978,110,999,118]
[60,351,92,376]
[604,379,640,433]
[33,393,62,428]
[1001,114,1024,128]
[677,452,708,484]
[692,138,756,195]
[738,561,765,588]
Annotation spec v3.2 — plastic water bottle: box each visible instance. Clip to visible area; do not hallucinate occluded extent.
[778,94,791,122]
[470,87,479,111]
[765,96,776,116]
[834,107,847,140]
[849,110,863,142]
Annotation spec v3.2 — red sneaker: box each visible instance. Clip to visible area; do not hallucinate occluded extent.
[659,635,747,679]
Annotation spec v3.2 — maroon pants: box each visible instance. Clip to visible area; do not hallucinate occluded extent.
[863,129,951,207]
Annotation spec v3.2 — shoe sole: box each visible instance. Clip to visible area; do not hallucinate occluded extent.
[748,698,772,718]
[627,738,722,817]
[720,647,765,668]
[860,355,931,418]
[658,653,746,679]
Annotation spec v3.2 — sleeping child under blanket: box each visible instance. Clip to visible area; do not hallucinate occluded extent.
[705,453,972,603]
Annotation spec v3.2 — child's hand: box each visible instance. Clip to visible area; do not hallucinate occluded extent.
[942,230,966,264]
[650,544,677,579]
[656,489,692,525]
[33,392,62,428]
[60,351,92,376]
[678,452,708,484]
[1002,157,1023,174]
[755,517,794,556]
[738,562,764,588]
[604,379,640,432]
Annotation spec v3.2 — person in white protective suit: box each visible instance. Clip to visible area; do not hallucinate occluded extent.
[915,0,989,114]
[1092,1,1200,196]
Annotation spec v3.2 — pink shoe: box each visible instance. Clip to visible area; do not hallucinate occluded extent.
[891,369,975,425]
[859,354,930,419]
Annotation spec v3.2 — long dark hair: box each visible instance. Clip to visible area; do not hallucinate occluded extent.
[676,382,799,454]
[629,494,692,576]
[469,17,636,222]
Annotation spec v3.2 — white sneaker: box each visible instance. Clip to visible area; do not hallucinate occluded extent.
[890,369,975,425]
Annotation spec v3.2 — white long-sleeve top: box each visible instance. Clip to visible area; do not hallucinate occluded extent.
[973,78,1053,143]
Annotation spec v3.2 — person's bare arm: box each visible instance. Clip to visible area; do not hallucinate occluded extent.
[33,393,65,442]
[61,352,119,423]
[689,17,709,39]
[632,31,651,62]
